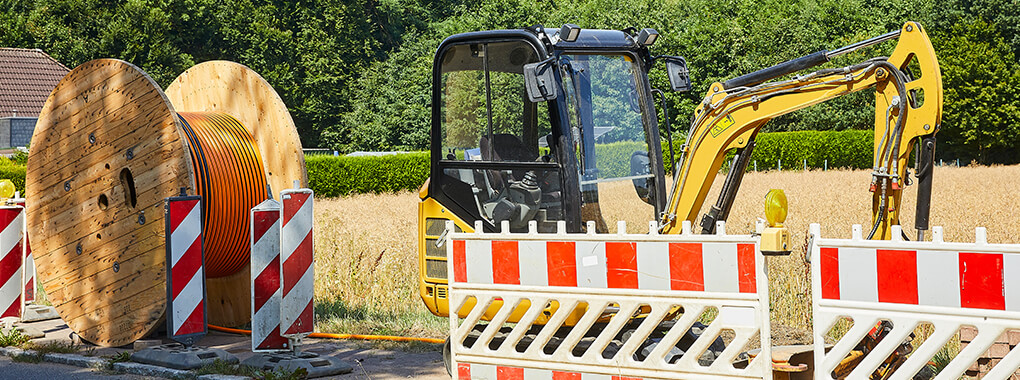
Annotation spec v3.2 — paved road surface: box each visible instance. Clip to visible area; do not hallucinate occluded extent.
[0,355,156,379]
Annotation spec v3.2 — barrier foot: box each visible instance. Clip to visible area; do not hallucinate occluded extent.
[131,343,238,370]
[241,351,353,378]
[20,304,59,323]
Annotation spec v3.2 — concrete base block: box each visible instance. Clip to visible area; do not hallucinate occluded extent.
[131,343,238,370]
[12,324,44,339]
[20,304,59,322]
[241,351,353,378]
[133,339,163,351]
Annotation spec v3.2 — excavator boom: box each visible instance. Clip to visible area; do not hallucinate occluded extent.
[660,21,943,240]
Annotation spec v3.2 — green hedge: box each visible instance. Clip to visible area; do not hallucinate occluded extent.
[0,158,25,194]
[748,130,874,171]
[306,152,429,197]
[661,129,874,173]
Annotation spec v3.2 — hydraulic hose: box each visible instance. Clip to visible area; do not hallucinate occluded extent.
[178,112,268,277]
[208,324,445,344]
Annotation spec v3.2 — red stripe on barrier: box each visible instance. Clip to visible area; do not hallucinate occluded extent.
[252,210,279,243]
[453,240,467,282]
[959,252,1005,310]
[168,200,197,233]
[820,247,840,300]
[877,249,918,304]
[458,363,471,380]
[492,241,520,285]
[0,244,19,290]
[171,238,203,299]
[282,192,310,224]
[1,298,17,319]
[285,300,314,335]
[281,233,312,297]
[256,325,288,350]
[669,243,704,291]
[253,256,281,313]
[497,366,524,380]
[552,371,580,380]
[178,300,205,335]
[547,241,577,287]
[737,243,756,293]
[606,242,638,289]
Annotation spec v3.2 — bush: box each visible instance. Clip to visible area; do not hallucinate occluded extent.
[306,153,430,197]
[749,130,874,171]
[0,158,26,194]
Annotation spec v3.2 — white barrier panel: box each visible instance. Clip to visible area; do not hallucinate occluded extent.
[448,220,771,380]
[280,186,314,340]
[250,199,287,351]
[811,224,1020,379]
[165,195,207,345]
[0,206,23,320]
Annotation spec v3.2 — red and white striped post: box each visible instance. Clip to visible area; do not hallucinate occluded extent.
[280,183,314,344]
[250,198,287,351]
[11,198,33,305]
[0,205,23,320]
[165,193,207,346]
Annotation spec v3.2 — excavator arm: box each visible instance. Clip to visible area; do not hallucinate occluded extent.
[660,21,943,240]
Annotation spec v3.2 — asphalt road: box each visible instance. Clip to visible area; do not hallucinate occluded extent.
[0,355,156,379]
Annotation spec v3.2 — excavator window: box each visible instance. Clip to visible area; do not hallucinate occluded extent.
[559,53,659,231]
[436,40,563,232]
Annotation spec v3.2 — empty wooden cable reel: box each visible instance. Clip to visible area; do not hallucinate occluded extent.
[26,59,306,346]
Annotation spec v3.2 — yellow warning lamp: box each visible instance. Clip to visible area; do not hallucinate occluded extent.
[763,189,788,227]
[0,179,15,200]
[761,189,792,255]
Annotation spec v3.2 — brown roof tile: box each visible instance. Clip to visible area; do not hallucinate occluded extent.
[0,48,70,118]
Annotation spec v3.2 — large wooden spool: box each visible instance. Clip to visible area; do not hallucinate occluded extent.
[27,59,306,347]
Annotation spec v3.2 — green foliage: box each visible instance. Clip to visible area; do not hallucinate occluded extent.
[594,141,647,179]
[0,158,26,194]
[750,130,875,170]
[307,153,430,197]
[0,328,29,347]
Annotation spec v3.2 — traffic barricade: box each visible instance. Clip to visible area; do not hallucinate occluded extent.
[447,220,771,380]
[810,223,1020,379]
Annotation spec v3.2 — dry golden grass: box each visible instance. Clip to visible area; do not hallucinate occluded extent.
[313,164,1020,338]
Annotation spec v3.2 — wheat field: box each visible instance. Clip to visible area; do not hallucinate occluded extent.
[312,164,1020,338]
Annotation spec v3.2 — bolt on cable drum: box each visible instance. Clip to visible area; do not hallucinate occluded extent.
[26,59,306,346]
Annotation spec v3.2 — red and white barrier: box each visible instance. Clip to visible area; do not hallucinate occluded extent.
[0,206,23,320]
[811,224,1020,379]
[280,187,314,339]
[165,195,206,344]
[448,220,771,380]
[250,199,287,351]
[11,199,32,304]
[458,362,650,380]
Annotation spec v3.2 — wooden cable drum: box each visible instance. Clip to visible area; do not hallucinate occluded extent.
[27,59,306,346]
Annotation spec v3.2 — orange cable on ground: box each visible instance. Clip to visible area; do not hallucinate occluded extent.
[208,324,445,344]
[178,112,268,277]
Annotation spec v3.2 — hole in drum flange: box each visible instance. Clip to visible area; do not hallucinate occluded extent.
[105,163,110,170]
[96,233,101,240]
[98,194,108,210]
[120,168,137,209]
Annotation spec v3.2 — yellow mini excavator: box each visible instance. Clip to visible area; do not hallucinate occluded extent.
[418,21,942,378]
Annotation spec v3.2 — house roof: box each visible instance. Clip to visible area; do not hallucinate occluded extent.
[0,48,70,118]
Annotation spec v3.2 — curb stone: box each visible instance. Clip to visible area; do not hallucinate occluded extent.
[112,361,195,378]
[0,346,255,379]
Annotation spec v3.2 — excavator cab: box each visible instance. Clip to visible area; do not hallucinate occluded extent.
[418,26,686,317]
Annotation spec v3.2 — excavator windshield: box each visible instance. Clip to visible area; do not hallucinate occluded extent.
[559,53,659,231]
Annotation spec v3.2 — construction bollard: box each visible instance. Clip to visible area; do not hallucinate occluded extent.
[250,198,287,351]
[280,183,314,344]
[164,194,207,345]
[0,205,22,320]
[243,184,353,376]
[132,192,237,370]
